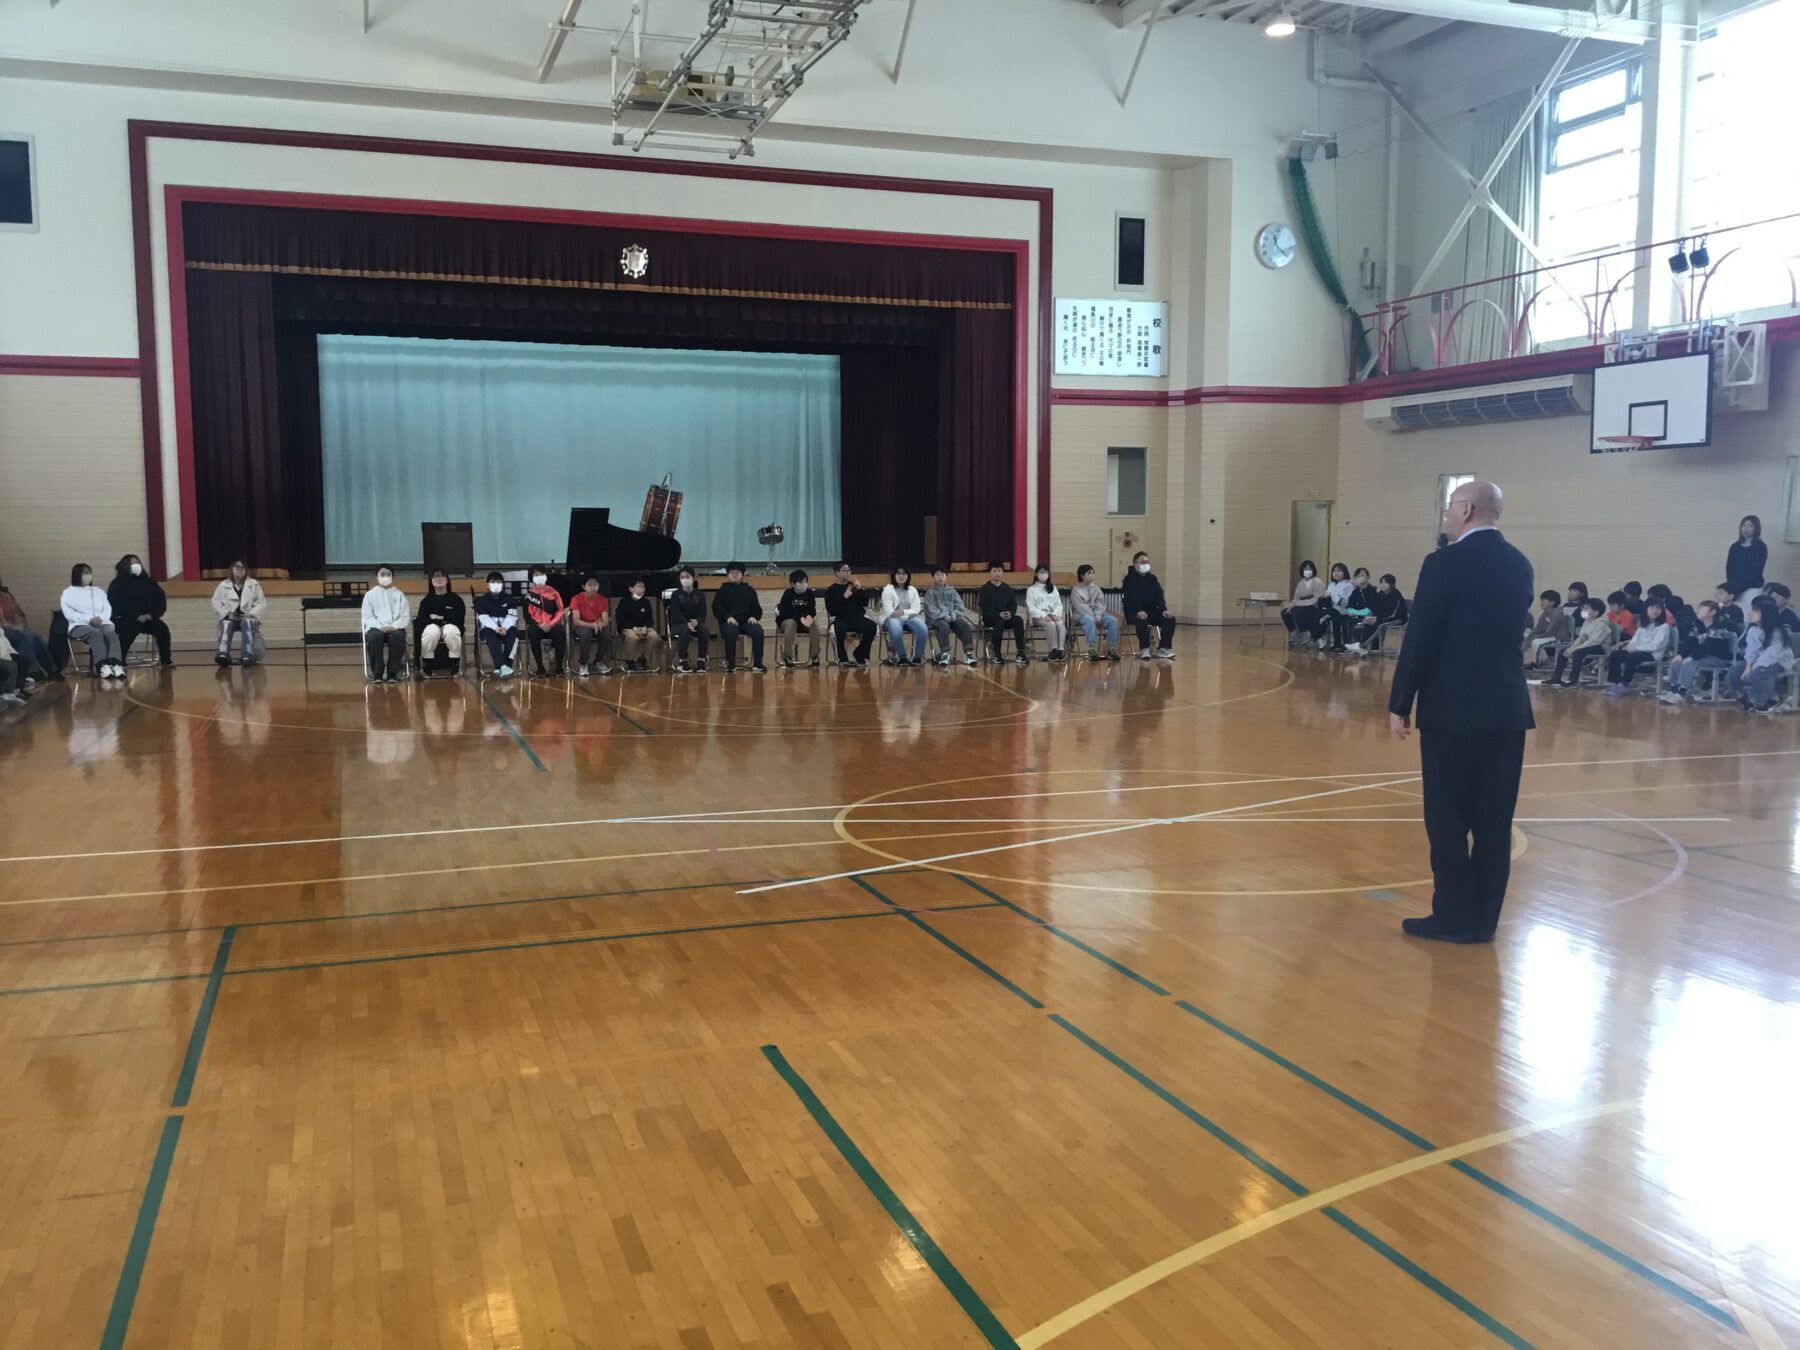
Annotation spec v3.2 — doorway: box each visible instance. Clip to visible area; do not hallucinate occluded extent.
[1290,500,1333,588]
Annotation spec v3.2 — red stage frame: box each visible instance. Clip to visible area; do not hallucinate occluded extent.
[128,121,1053,578]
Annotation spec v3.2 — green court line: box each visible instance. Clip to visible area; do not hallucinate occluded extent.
[472,677,549,771]
[171,927,235,1109]
[1049,1013,1533,1350]
[761,1044,1019,1349]
[98,1114,184,1350]
[851,877,1043,1009]
[0,970,212,999]
[951,875,1170,995]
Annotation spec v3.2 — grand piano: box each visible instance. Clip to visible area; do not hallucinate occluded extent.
[555,506,681,598]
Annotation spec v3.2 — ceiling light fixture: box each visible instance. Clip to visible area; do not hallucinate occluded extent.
[1263,11,1297,37]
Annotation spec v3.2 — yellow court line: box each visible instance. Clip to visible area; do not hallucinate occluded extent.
[1016,1098,1641,1349]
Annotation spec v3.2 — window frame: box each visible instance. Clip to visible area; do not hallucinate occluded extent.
[1544,58,1642,176]
[1107,445,1149,518]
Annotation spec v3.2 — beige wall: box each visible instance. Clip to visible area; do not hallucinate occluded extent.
[1048,404,1171,586]
[0,374,148,629]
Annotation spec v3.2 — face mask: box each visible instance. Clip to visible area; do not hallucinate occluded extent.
[630,589,644,599]
[129,563,143,576]
[1036,573,1049,584]
[680,578,694,590]
[532,574,547,586]
[1302,570,1314,580]
[1137,563,1151,575]
[488,582,503,594]
[80,572,94,586]
[378,576,393,588]
[795,582,808,593]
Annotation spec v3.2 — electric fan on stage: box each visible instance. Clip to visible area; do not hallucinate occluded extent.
[757,523,785,574]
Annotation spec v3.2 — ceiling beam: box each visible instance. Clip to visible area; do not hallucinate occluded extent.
[1111,0,1164,26]
[1360,14,1452,52]
[1330,0,1656,43]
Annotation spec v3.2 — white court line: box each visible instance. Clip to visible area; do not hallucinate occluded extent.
[737,776,1426,895]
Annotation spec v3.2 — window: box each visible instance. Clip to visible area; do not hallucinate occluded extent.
[1435,473,1474,540]
[1108,447,1147,516]
[1537,59,1643,343]
[0,135,35,231]
[1116,215,1146,289]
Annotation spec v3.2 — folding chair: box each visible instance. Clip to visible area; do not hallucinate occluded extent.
[361,628,410,683]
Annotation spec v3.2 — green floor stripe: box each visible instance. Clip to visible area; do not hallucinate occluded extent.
[951,874,1170,995]
[472,676,548,771]
[170,927,235,1108]
[762,1045,1018,1349]
[98,1114,184,1350]
[851,876,1043,1008]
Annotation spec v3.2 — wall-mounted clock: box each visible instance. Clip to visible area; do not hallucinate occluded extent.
[1256,222,1297,269]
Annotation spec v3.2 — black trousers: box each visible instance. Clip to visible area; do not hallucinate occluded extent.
[833,614,876,662]
[719,618,764,667]
[985,613,1026,657]
[528,623,566,673]
[1552,644,1604,685]
[119,618,172,663]
[364,628,405,678]
[1134,613,1178,651]
[675,624,710,661]
[1418,729,1526,936]
[1607,649,1657,685]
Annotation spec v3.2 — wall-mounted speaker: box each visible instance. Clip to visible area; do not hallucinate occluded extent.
[0,135,36,232]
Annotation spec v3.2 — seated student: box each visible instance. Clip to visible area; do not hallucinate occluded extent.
[1561,581,1590,629]
[978,562,1029,664]
[1605,591,1638,642]
[824,562,877,667]
[1713,582,1745,634]
[474,572,520,677]
[1551,597,1616,687]
[879,566,928,666]
[1347,573,1408,654]
[0,629,28,708]
[415,569,465,674]
[1661,601,1736,704]
[109,554,172,667]
[0,574,56,683]
[776,569,822,669]
[1732,597,1794,713]
[922,566,978,666]
[1024,565,1068,661]
[712,562,766,673]
[360,564,410,683]
[1280,561,1327,644]
[210,560,267,667]
[1621,580,1646,619]
[62,563,124,678]
[613,577,661,672]
[669,566,710,673]
[1604,597,1675,694]
[1523,589,1572,668]
[1329,567,1377,652]
[1122,551,1178,659]
[524,566,567,677]
[1317,563,1354,652]
[1068,564,1121,661]
[570,573,611,677]
[1767,582,1800,634]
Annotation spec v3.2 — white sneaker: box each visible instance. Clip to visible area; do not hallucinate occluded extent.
[1156,648,1175,659]
[578,664,590,677]
[1345,643,1363,655]
[1658,691,1685,705]
[1139,648,1153,660]
[497,664,513,678]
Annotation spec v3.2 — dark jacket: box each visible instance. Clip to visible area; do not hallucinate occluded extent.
[415,589,465,638]
[668,586,708,630]
[1725,539,1767,596]
[1717,602,1745,633]
[474,592,516,625]
[1343,584,1379,617]
[107,569,167,623]
[1779,606,1800,634]
[1683,623,1737,663]
[824,580,869,622]
[1387,529,1536,732]
[615,594,655,630]
[1368,588,1409,625]
[977,580,1018,625]
[777,587,818,623]
[712,580,763,625]
[1121,568,1168,618]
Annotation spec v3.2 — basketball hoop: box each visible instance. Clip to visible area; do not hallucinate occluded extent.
[1597,435,1654,453]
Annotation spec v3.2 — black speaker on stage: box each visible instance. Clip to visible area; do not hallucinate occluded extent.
[421,522,474,576]
[565,508,614,574]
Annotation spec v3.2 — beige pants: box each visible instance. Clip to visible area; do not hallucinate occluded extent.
[1034,616,1067,650]
[779,618,821,664]
[421,623,462,659]
[617,629,662,667]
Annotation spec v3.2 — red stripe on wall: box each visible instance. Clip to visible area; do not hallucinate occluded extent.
[0,355,141,377]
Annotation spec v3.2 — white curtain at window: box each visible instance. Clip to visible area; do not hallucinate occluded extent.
[318,336,843,567]
[1457,91,1540,364]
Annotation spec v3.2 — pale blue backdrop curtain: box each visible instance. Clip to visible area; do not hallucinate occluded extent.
[318,335,842,566]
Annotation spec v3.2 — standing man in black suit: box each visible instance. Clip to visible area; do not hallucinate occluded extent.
[1388,480,1535,944]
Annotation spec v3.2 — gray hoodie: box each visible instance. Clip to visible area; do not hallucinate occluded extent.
[923,583,967,625]
[1068,581,1113,623]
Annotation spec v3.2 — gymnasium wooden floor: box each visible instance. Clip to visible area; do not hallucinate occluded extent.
[3,630,1798,1349]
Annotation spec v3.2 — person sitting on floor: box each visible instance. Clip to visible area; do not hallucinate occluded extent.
[669,566,710,674]
[1605,591,1638,643]
[879,565,928,667]
[569,573,611,678]
[1068,564,1121,661]
[978,562,1028,665]
[524,566,567,677]
[210,560,267,667]
[712,562,767,674]
[361,564,410,683]
[1732,597,1794,713]
[415,568,465,674]
[1603,597,1674,695]
[474,572,519,677]
[922,566,977,667]
[1,573,59,683]
[62,562,124,678]
[1347,574,1409,654]
[1122,551,1178,659]
[1281,560,1327,645]
[1551,597,1615,687]
[1524,589,1572,669]
[1713,582,1745,635]
[109,554,172,667]
[824,562,877,668]
[776,569,822,669]
[1330,567,1377,653]
[1661,600,1737,704]
[1025,564,1068,662]
[613,577,660,673]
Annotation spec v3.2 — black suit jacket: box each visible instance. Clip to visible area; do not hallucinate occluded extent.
[1387,529,1536,732]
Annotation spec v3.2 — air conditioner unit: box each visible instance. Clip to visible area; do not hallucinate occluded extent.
[1362,374,1593,433]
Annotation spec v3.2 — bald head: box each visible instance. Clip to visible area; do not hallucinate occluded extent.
[1445,479,1503,541]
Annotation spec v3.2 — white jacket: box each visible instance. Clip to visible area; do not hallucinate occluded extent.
[879,584,922,623]
[61,585,113,628]
[211,577,268,620]
[1025,584,1064,621]
[361,585,410,632]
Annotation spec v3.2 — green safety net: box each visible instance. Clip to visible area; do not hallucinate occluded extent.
[1285,155,1373,379]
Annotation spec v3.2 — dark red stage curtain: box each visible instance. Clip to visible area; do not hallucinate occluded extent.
[940,309,1015,567]
[839,348,939,566]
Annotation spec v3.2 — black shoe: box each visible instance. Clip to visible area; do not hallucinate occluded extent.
[808,657,820,668]
[725,662,737,673]
[215,654,231,668]
[1400,915,1484,944]
[160,658,175,667]
[1015,655,1028,666]
[675,660,691,674]
[697,660,709,672]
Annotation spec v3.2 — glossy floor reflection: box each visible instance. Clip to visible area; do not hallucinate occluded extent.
[1,632,1796,1348]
